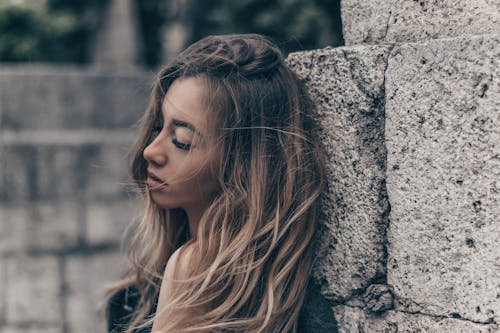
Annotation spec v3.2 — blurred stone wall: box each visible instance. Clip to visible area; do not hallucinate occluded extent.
[0,66,151,333]
[0,1,499,332]
[286,0,499,332]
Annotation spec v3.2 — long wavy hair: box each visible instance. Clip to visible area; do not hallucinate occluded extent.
[105,34,326,333]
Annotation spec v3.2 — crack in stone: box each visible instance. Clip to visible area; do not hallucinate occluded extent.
[328,44,401,310]
[383,8,393,41]
[372,46,396,289]
[337,305,498,327]
[311,46,398,310]
[395,307,498,326]
[344,46,395,305]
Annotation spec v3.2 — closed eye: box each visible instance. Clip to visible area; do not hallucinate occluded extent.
[172,138,191,151]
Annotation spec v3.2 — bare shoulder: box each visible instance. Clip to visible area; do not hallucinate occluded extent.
[153,242,203,330]
[165,242,197,280]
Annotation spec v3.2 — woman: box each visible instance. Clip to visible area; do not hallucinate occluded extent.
[106,34,330,333]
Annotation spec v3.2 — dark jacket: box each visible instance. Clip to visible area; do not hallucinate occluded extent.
[107,280,338,333]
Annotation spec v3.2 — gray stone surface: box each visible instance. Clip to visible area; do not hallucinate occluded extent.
[1,143,133,202]
[342,0,500,45]
[333,305,499,333]
[1,201,83,253]
[35,146,85,200]
[0,66,150,130]
[0,66,147,333]
[0,257,4,320]
[85,143,133,200]
[28,201,81,251]
[0,206,29,253]
[385,34,500,323]
[65,252,127,333]
[0,146,33,202]
[5,256,61,323]
[86,199,141,245]
[0,65,149,332]
[0,326,62,333]
[287,45,391,301]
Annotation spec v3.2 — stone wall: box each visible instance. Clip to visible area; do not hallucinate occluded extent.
[286,0,499,332]
[0,66,151,333]
[341,0,500,45]
[1,1,499,332]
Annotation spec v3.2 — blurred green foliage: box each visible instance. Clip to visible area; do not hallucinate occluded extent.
[0,0,105,63]
[190,0,343,55]
[0,0,342,65]
[139,0,343,66]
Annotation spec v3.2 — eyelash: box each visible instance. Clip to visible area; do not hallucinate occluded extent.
[172,138,192,151]
[151,124,192,151]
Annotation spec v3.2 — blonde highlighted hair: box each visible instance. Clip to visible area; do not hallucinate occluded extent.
[105,34,326,332]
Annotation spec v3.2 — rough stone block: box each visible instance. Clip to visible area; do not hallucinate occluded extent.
[385,34,500,323]
[0,205,30,253]
[0,201,81,252]
[333,306,499,333]
[0,326,62,333]
[0,146,35,202]
[0,67,150,130]
[2,142,134,202]
[2,144,86,202]
[36,145,86,200]
[65,251,127,333]
[287,45,391,301]
[0,258,4,319]
[5,256,61,323]
[28,200,81,251]
[342,0,500,45]
[86,199,141,245]
[85,143,134,200]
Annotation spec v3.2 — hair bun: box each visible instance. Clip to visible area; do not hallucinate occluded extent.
[228,35,284,77]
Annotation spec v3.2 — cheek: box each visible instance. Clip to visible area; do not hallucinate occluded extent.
[171,161,215,189]
[192,167,218,190]
[191,163,219,194]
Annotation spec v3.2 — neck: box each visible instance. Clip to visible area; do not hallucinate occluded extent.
[183,197,216,241]
[184,207,204,240]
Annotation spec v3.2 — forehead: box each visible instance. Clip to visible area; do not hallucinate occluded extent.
[161,77,210,133]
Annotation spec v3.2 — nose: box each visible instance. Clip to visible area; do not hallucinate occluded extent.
[143,136,167,167]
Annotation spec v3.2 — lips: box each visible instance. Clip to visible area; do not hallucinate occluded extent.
[146,170,167,189]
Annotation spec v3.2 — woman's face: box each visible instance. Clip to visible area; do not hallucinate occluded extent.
[143,77,220,215]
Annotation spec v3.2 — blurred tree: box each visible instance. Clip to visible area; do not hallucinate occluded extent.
[134,0,167,67]
[0,0,342,65]
[189,0,343,55]
[133,0,343,66]
[0,0,106,63]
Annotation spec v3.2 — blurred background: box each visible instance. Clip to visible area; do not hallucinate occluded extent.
[0,0,342,332]
[0,0,343,67]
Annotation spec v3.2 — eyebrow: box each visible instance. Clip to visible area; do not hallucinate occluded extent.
[172,119,200,136]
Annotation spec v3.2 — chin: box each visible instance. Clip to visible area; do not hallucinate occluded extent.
[149,192,179,209]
